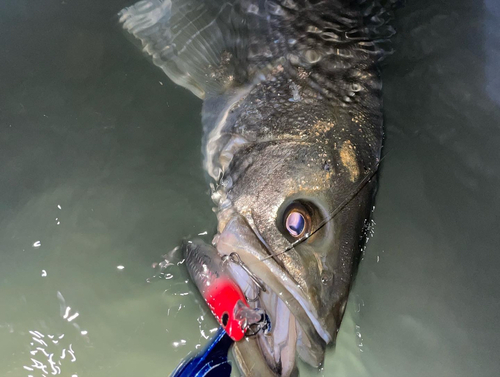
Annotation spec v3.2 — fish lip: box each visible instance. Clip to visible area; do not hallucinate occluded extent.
[214,213,332,345]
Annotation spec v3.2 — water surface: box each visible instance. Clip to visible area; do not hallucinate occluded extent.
[1,1,499,376]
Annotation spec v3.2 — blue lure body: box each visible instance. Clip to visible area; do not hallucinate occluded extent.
[170,327,234,377]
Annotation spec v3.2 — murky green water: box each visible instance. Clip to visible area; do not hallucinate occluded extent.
[1,0,499,376]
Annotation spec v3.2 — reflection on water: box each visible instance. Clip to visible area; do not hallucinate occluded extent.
[20,291,88,376]
[1,0,500,376]
[25,330,77,376]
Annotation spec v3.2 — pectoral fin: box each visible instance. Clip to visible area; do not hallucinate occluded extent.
[119,0,279,98]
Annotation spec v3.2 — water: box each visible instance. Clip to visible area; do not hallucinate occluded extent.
[1,0,499,376]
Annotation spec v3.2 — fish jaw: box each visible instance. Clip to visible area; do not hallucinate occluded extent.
[213,213,329,376]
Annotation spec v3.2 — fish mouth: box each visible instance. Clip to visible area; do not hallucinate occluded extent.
[213,213,328,377]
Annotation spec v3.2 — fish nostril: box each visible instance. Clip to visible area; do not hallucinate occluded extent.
[321,271,333,285]
[222,312,229,327]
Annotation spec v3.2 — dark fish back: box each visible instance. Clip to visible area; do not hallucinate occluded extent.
[119,0,396,101]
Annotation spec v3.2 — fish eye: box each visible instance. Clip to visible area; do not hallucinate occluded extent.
[281,202,312,239]
[286,211,306,237]
[221,312,229,327]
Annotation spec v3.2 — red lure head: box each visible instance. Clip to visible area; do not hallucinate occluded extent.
[204,277,249,341]
[184,240,263,341]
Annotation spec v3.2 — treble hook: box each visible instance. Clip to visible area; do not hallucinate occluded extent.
[245,311,272,337]
[222,252,267,302]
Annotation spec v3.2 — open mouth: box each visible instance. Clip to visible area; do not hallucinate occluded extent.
[224,256,299,376]
[213,214,328,376]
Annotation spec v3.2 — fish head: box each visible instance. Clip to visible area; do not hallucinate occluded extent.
[213,122,380,375]
[119,0,388,373]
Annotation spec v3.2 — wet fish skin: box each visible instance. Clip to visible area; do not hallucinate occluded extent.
[119,0,394,375]
[214,68,380,376]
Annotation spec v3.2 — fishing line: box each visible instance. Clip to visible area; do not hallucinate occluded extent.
[259,154,386,262]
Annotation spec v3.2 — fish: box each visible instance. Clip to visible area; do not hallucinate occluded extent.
[170,326,233,377]
[183,239,268,341]
[119,0,394,375]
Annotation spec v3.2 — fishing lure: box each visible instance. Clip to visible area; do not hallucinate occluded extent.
[170,326,233,377]
[184,240,267,341]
